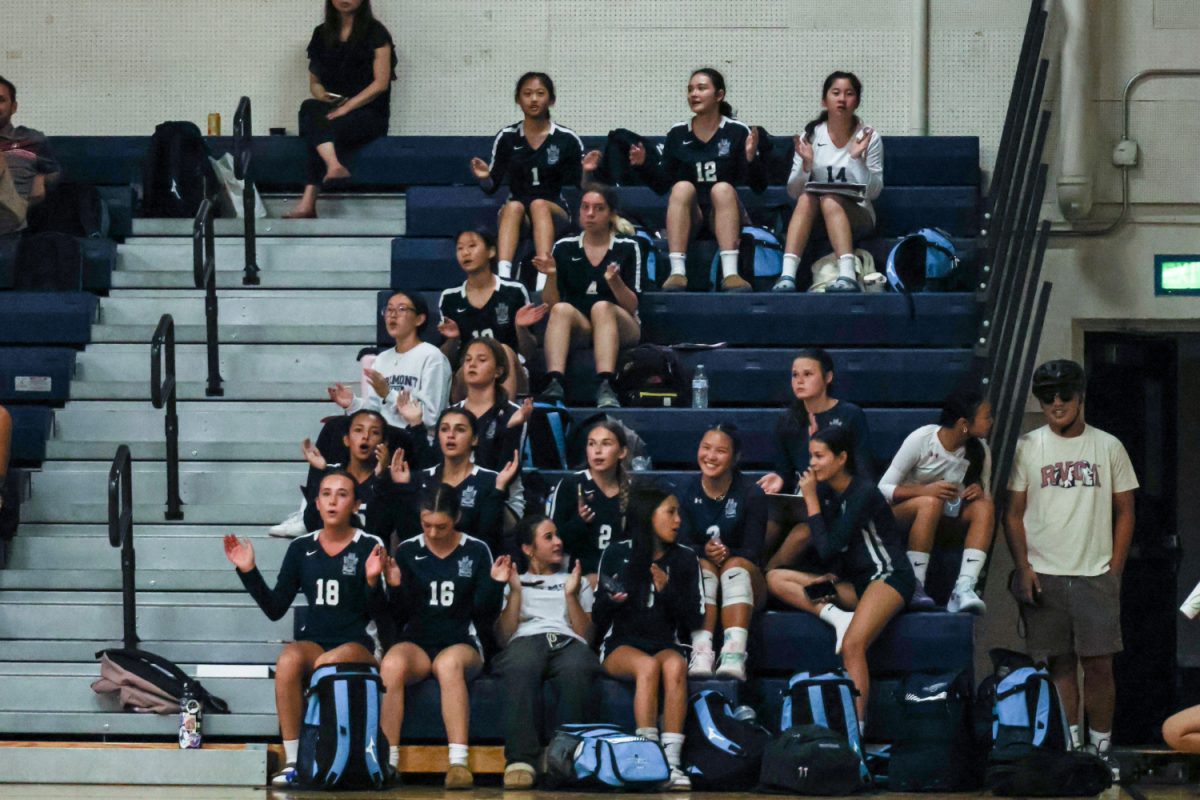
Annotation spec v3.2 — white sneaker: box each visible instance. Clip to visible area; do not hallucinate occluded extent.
[268,510,307,539]
[270,763,299,787]
[667,767,692,790]
[714,650,747,681]
[688,646,715,678]
[948,584,987,614]
[1181,577,1200,619]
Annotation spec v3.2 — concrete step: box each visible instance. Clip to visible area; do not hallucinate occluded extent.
[46,400,332,460]
[1,535,287,591]
[0,742,268,785]
[91,290,377,344]
[132,194,406,237]
[1,640,284,664]
[114,237,392,289]
[24,461,306,524]
[72,343,362,400]
[14,523,274,538]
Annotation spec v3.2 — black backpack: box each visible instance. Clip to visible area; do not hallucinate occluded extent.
[298,663,390,790]
[27,182,108,238]
[614,344,689,407]
[889,670,983,791]
[93,647,230,713]
[521,400,573,470]
[142,121,216,218]
[683,689,771,790]
[985,750,1113,797]
[594,128,653,187]
[15,231,84,290]
[758,725,867,795]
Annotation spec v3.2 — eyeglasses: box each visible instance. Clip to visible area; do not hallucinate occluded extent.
[1034,389,1077,405]
[381,305,415,318]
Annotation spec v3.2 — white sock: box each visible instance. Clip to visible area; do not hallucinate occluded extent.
[389,746,400,768]
[719,250,739,279]
[1070,724,1083,749]
[1089,727,1112,753]
[958,548,987,587]
[448,742,469,767]
[721,627,749,655]
[907,551,930,585]
[661,732,686,769]
[837,253,858,281]
[497,260,513,279]
[668,252,687,276]
[636,726,660,742]
[283,738,299,765]
[691,630,714,651]
[1183,577,1200,618]
[781,253,800,279]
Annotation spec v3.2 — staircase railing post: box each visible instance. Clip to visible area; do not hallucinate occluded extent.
[107,445,138,650]
[151,314,183,520]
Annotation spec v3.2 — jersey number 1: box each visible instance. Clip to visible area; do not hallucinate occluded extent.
[530,167,540,187]
[695,161,717,183]
[314,578,340,606]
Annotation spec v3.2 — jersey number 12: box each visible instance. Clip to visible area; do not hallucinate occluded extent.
[695,161,717,183]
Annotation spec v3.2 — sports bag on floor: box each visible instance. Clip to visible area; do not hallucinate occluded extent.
[683,689,770,790]
[758,724,866,795]
[92,648,229,714]
[545,722,669,790]
[614,344,689,407]
[889,670,982,791]
[298,663,389,790]
[781,670,870,782]
[986,749,1113,797]
[989,665,1071,763]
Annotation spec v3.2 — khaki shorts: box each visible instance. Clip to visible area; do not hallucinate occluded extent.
[1022,571,1123,660]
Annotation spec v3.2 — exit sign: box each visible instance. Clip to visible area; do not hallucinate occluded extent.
[1155,255,1200,296]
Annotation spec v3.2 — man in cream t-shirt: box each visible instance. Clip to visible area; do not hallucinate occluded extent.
[1005,359,1137,777]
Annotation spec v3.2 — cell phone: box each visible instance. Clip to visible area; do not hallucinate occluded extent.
[600,573,625,596]
[327,93,348,106]
[805,580,837,602]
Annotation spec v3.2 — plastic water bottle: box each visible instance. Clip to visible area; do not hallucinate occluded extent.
[691,364,709,409]
[179,682,203,749]
[732,705,758,723]
[943,462,968,519]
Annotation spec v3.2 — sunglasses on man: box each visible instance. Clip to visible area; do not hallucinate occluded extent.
[1034,388,1078,405]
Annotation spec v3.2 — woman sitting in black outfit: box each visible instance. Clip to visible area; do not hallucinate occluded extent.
[285,0,396,219]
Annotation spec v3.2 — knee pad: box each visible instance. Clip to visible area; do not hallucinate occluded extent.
[701,569,719,606]
[720,566,753,607]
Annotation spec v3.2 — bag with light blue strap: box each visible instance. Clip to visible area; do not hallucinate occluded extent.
[683,689,770,789]
[298,663,389,789]
[781,670,871,784]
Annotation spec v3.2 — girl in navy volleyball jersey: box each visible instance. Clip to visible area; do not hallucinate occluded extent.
[547,419,631,581]
[379,485,510,789]
[628,68,766,293]
[774,71,884,293]
[470,73,601,280]
[438,228,543,400]
[224,470,387,787]
[594,486,704,790]
[675,423,767,681]
[760,348,873,567]
[765,426,912,723]
[380,404,519,555]
[533,184,641,409]
[296,408,391,534]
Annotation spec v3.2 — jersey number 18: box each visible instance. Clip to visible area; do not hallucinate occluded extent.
[314,578,340,606]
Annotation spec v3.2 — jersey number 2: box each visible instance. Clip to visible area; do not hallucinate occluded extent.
[429,580,455,607]
[695,161,717,183]
[597,524,613,550]
[314,578,340,606]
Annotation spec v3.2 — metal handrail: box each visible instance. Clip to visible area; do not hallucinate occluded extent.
[233,96,260,286]
[192,196,225,397]
[108,445,138,650]
[152,314,184,520]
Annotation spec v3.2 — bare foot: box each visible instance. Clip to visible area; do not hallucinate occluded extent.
[282,207,317,219]
[323,165,351,182]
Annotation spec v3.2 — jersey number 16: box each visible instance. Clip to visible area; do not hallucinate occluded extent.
[429,580,455,607]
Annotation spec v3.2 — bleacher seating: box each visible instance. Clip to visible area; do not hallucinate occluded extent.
[2,133,987,775]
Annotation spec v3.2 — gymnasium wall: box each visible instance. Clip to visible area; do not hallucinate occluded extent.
[5,1,1027,172]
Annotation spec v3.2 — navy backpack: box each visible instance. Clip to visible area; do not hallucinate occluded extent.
[298,663,389,790]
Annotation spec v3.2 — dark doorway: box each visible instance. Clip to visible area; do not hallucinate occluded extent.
[1084,332,1178,745]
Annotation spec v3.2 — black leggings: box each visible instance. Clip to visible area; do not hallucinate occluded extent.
[297,99,388,185]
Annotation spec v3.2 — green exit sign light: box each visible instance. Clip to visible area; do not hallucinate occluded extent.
[1156,255,1200,296]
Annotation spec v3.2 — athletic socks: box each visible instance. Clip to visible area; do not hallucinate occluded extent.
[907,551,931,585]
[836,253,858,281]
[721,626,749,655]
[636,727,660,742]
[545,371,565,385]
[691,630,714,651]
[497,260,513,280]
[1089,727,1112,753]
[781,253,801,279]
[661,732,686,769]
[596,372,615,386]
[283,738,299,765]
[719,250,739,279]
[1070,724,1083,749]
[668,252,687,277]
[448,743,469,767]
[958,548,988,587]
[389,746,401,769]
